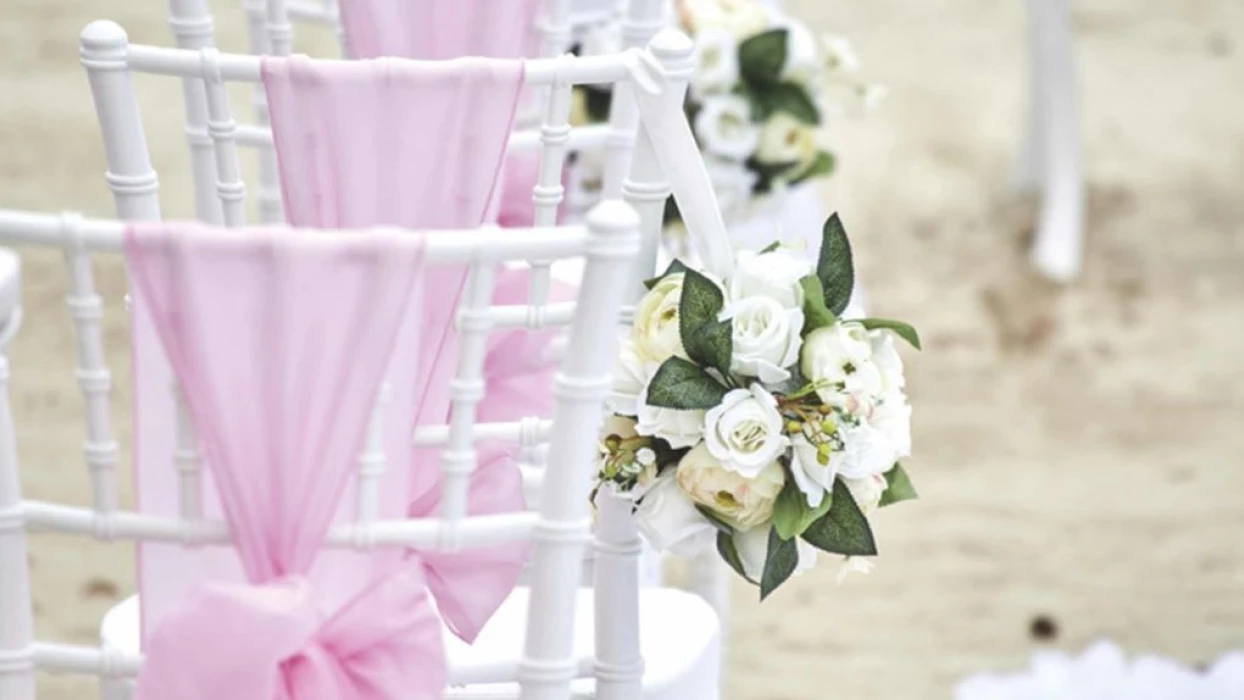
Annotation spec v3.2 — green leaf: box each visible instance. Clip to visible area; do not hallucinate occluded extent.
[760,241,783,254]
[687,319,734,379]
[746,156,802,181]
[816,213,855,317]
[772,474,834,540]
[790,151,836,187]
[696,505,736,534]
[767,81,820,124]
[799,275,837,334]
[717,531,754,584]
[760,527,799,600]
[800,478,877,556]
[678,269,725,343]
[645,357,729,409]
[879,463,918,507]
[643,259,688,290]
[857,318,922,351]
[738,28,789,87]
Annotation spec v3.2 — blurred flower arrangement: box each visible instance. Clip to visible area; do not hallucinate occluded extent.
[567,0,885,235]
[595,214,919,597]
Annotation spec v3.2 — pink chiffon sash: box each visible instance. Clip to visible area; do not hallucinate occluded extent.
[126,223,445,699]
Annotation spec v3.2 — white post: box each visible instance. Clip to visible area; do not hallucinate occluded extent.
[519,201,639,700]
[593,484,645,700]
[0,356,35,700]
[1023,0,1084,282]
[60,213,121,519]
[600,0,664,200]
[241,0,285,223]
[265,0,294,58]
[80,21,163,223]
[199,48,249,227]
[166,0,223,225]
[353,381,389,542]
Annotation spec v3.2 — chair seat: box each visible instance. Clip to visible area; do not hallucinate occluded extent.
[101,586,720,700]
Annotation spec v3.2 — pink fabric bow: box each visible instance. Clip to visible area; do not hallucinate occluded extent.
[126,223,455,699]
[136,568,445,700]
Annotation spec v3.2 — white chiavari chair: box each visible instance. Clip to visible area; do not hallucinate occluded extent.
[0,198,721,699]
[0,252,20,354]
[157,0,731,608]
[68,17,731,698]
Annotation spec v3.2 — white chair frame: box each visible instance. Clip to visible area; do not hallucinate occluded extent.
[61,18,730,699]
[0,195,672,700]
[157,0,734,614]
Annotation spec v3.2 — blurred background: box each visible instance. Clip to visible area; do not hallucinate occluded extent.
[2,0,1244,697]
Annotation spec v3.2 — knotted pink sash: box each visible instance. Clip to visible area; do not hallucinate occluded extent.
[126,223,449,699]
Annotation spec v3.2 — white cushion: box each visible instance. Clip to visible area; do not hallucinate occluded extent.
[102,586,719,700]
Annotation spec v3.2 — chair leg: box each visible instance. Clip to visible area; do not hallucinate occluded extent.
[1022,0,1085,282]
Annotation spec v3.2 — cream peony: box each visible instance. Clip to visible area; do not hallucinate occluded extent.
[703,384,790,478]
[695,94,761,161]
[635,380,706,449]
[723,296,803,383]
[729,248,813,310]
[679,0,769,39]
[753,112,819,167]
[608,339,653,416]
[844,473,887,514]
[676,443,784,531]
[631,273,688,363]
[634,470,717,558]
[733,525,818,581]
[691,28,740,95]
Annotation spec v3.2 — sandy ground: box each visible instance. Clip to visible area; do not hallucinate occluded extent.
[3,0,1244,698]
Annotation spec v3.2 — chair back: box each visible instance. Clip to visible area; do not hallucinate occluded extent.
[0,199,639,699]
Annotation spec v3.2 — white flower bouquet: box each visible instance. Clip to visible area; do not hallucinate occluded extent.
[569,0,883,231]
[596,214,919,597]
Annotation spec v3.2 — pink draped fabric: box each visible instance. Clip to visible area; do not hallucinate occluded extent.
[261,54,546,641]
[338,0,543,60]
[126,223,445,699]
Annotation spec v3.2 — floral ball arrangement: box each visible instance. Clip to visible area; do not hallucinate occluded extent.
[568,0,885,232]
[596,214,919,597]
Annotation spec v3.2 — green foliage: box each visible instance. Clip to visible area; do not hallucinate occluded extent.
[772,474,834,540]
[761,528,799,599]
[879,463,919,507]
[798,275,838,335]
[644,357,729,409]
[738,29,789,87]
[643,259,689,290]
[717,531,754,583]
[816,213,855,317]
[790,151,836,186]
[800,478,878,556]
[857,318,922,351]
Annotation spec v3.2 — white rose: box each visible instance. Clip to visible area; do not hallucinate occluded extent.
[729,248,812,310]
[632,273,688,363]
[867,395,912,466]
[753,112,819,167]
[695,94,761,161]
[821,34,860,76]
[676,443,784,531]
[635,470,717,558]
[608,339,654,416]
[691,28,739,95]
[800,321,874,404]
[869,330,906,396]
[780,20,819,84]
[635,380,706,449]
[679,0,769,39]
[844,473,887,514]
[788,433,835,508]
[835,420,903,480]
[733,525,818,581]
[704,384,790,478]
[722,296,803,383]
